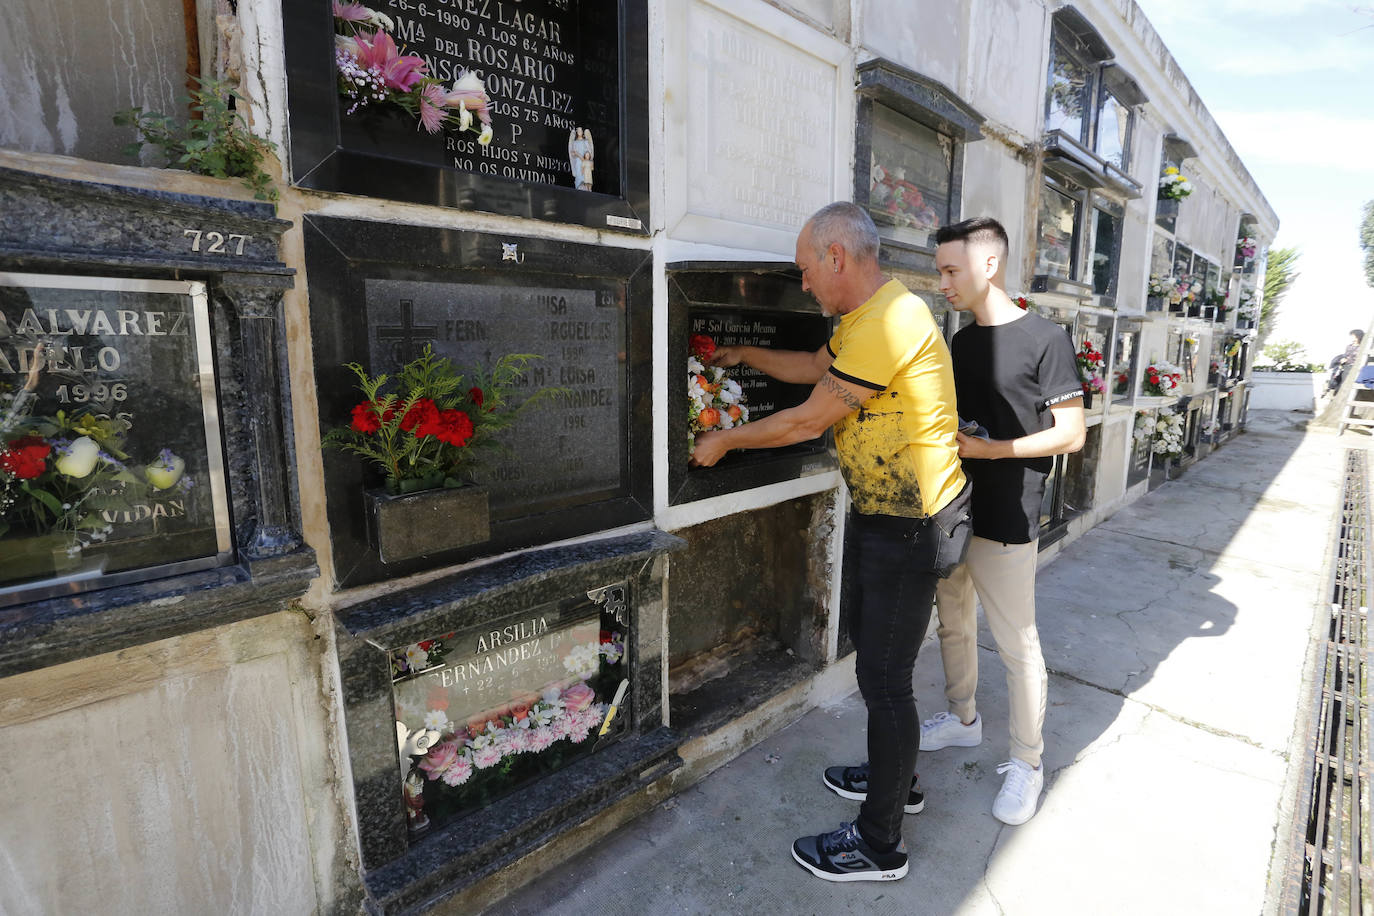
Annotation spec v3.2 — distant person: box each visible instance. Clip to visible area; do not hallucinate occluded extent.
[1326,329,1364,394]
[692,202,970,882]
[922,217,1085,826]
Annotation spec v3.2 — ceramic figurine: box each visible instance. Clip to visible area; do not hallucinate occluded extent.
[396,721,442,833]
[568,128,594,190]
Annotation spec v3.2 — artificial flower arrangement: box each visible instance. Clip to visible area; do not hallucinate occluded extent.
[394,627,626,820]
[1236,237,1257,260]
[1010,292,1037,311]
[1075,339,1106,396]
[687,334,750,455]
[2,386,189,557]
[1237,287,1260,320]
[1142,360,1183,396]
[1204,287,1228,315]
[323,345,557,494]
[1148,274,1177,299]
[869,164,942,235]
[1159,166,1191,200]
[1150,406,1184,457]
[333,1,494,141]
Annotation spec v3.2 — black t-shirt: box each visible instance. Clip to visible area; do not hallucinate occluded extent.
[951,313,1082,543]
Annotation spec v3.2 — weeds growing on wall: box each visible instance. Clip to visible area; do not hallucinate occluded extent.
[114,77,278,201]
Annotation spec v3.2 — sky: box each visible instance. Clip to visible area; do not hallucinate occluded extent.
[1133,0,1374,365]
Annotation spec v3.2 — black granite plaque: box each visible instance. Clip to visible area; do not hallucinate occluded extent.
[667,265,835,506]
[306,216,651,587]
[688,309,815,427]
[0,274,233,604]
[282,0,649,233]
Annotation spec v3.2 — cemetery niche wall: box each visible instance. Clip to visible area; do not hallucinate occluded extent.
[667,263,835,506]
[305,216,651,587]
[283,0,649,233]
[0,167,314,677]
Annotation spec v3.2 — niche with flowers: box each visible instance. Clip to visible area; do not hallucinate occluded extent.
[282,0,649,232]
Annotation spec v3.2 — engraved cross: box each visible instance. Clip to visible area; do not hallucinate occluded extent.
[376,299,439,362]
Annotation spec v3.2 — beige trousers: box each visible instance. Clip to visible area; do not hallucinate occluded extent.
[933,536,1047,768]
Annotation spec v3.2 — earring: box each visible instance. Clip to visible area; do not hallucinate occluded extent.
[832,265,838,273]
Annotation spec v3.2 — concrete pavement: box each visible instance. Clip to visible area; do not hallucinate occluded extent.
[488,409,1342,915]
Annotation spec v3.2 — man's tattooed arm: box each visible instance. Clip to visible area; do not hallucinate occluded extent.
[820,373,864,411]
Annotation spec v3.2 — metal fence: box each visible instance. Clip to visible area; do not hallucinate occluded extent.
[1284,448,1372,915]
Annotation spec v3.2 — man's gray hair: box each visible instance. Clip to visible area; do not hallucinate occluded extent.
[806,202,881,263]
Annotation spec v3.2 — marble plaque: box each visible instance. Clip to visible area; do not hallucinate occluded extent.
[364,278,623,512]
[667,0,850,253]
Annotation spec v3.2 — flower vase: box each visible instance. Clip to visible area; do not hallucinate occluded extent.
[1156,198,1179,220]
[1146,296,1164,312]
[364,484,491,564]
[1082,388,1093,410]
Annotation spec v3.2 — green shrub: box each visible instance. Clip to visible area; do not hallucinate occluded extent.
[114,77,277,201]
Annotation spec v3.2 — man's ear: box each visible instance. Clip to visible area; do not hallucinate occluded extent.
[984,252,1001,279]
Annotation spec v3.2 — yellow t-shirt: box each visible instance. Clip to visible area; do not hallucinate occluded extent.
[826,279,965,518]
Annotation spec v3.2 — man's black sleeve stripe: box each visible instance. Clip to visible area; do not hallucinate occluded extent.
[829,366,884,391]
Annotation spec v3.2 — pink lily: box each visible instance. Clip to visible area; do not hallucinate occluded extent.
[351,30,427,92]
[333,0,371,23]
[417,83,446,134]
[442,71,493,125]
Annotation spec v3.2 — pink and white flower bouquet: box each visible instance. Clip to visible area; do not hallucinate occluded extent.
[333,1,494,141]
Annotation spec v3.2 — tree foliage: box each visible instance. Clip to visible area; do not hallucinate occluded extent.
[1259,246,1300,345]
[1361,199,1374,288]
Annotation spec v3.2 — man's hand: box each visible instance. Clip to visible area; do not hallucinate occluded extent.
[690,430,731,467]
[956,430,1003,459]
[709,346,746,368]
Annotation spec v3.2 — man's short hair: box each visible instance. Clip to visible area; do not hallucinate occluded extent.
[935,217,1010,262]
[1352,329,1366,342]
[806,202,880,263]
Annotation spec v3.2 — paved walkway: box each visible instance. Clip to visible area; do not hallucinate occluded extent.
[490,410,1343,915]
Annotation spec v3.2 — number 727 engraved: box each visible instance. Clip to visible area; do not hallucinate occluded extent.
[183,229,250,256]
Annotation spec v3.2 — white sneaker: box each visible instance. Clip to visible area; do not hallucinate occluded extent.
[992,759,1044,825]
[919,711,982,751]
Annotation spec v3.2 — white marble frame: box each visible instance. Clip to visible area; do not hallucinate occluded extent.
[663,0,854,256]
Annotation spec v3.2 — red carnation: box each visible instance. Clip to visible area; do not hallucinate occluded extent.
[468,387,484,408]
[689,334,716,361]
[0,436,51,480]
[419,408,473,447]
[400,398,439,434]
[350,401,384,434]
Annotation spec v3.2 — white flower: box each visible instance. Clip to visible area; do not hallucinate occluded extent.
[55,436,100,479]
[404,644,430,670]
[563,642,600,678]
[423,709,448,731]
[687,356,704,374]
[478,124,493,145]
[458,105,473,132]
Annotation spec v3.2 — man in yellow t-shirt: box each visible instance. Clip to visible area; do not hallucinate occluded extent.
[693,202,969,884]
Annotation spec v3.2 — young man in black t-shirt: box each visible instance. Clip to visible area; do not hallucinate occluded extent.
[921,217,1085,826]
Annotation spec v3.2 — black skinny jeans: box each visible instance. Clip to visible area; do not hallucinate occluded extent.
[847,483,971,848]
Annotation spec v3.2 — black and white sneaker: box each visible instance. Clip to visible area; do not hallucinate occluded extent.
[792,821,908,882]
[823,763,925,814]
